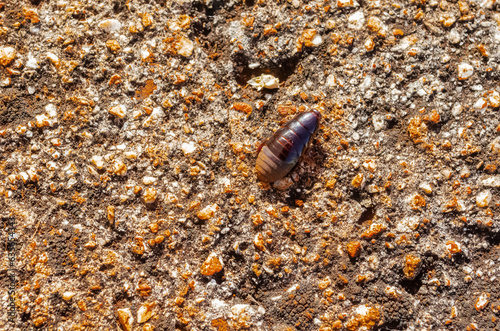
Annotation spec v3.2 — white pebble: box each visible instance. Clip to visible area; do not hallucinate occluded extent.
[273,177,294,190]
[45,104,57,117]
[19,172,29,183]
[448,29,461,44]
[91,155,105,169]
[491,137,500,154]
[489,91,500,108]
[247,74,279,91]
[25,53,39,69]
[473,98,487,110]
[348,11,365,30]
[311,34,323,47]
[372,114,385,131]
[124,151,137,159]
[451,103,463,118]
[458,63,473,80]
[109,104,127,118]
[47,52,60,66]
[441,54,451,63]
[0,46,16,66]
[99,19,122,33]
[181,142,196,155]
[481,176,500,187]
[419,182,432,195]
[62,292,75,301]
[476,190,491,207]
[142,176,157,185]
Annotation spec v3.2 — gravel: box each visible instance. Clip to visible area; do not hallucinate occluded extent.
[1,0,500,330]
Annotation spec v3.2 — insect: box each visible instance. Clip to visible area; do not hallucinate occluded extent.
[255,109,321,182]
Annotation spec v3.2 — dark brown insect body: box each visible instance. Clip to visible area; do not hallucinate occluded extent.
[255,110,321,182]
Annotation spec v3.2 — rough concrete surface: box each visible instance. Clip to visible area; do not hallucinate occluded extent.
[1,0,500,330]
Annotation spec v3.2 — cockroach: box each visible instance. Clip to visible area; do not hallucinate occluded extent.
[255,109,321,182]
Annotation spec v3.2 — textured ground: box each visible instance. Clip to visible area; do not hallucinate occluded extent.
[1,0,500,330]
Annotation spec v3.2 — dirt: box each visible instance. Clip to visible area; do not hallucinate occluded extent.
[1,0,500,330]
